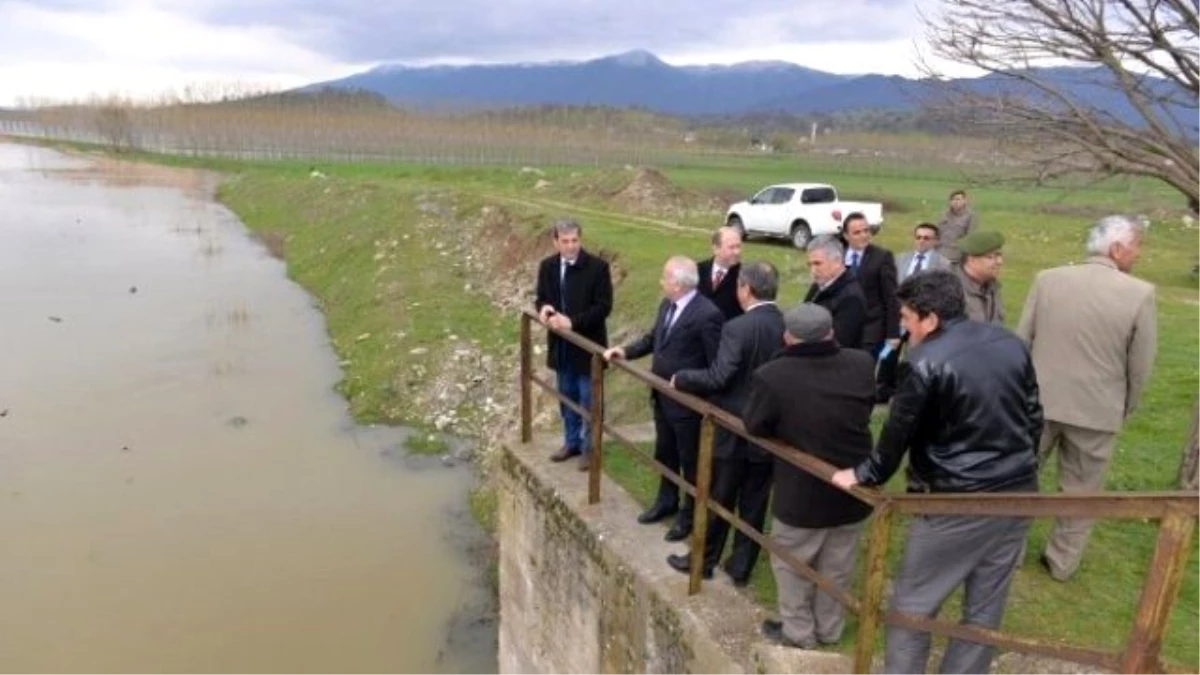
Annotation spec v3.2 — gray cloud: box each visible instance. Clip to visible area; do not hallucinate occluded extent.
[185,0,917,64]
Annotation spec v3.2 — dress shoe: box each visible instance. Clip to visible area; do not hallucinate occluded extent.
[761,619,816,649]
[577,455,591,472]
[721,560,751,587]
[1039,553,1070,581]
[666,553,712,578]
[637,502,678,525]
[664,522,692,542]
[550,446,581,462]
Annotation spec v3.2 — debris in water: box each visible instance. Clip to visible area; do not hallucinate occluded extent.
[48,316,63,323]
[121,445,130,452]
[0,409,7,418]
[129,286,138,294]
[227,416,249,429]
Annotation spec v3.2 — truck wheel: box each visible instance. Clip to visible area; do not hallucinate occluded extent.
[790,221,812,249]
[727,215,746,241]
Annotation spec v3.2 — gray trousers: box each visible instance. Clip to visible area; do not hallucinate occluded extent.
[769,518,863,646]
[1038,421,1117,580]
[885,514,1032,674]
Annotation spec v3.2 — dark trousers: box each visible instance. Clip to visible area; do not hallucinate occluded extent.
[703,447,773,578]
[876,343,902,400]
[652,404,700,528]
[556,367,592,453]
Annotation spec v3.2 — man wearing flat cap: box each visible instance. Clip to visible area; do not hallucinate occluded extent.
[743,303,876,650]
[954,231,1006,325]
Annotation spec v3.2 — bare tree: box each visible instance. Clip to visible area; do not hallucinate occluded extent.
[921,0,1199,211]
[923,1,1199,487]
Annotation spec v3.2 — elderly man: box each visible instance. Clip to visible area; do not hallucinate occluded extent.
[668,261,786,584]
[1018,215,1157,581]
[697,226,745,321]
[938,189,979,262]
[833,270,1042,674]
[534,219,614,468]
[954,230,1006,325]
[744,303,875,650]
[604,257,723,541]
[803,235,867,350]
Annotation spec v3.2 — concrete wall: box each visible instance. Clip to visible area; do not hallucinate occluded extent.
[496,435,851,674]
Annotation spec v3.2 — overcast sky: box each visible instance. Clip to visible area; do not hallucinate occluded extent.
[0,0,963,105]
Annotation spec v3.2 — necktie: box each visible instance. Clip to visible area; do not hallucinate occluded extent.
[713,269,725,287]
[851,251,860,270]
[663,302,678,335]
[559,262,568,310]
[914,253,926,273]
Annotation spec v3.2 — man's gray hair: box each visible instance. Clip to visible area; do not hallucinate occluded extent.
[1086,215,1145,257]
[666,256,700,289]
[739,260,779,301]
[552,218,582,238]
[807,234,845,261]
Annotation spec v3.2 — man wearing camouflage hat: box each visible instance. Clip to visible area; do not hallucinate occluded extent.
[954,231,1006,325]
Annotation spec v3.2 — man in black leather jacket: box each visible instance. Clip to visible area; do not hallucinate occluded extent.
[832,269,1041,674]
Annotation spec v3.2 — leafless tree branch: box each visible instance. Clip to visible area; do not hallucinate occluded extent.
[921,0,1199,211]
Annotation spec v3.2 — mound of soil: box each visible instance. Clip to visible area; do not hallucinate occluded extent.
[610,168,679,211]
[608,167,725,217]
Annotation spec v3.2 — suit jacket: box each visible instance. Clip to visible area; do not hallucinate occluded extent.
[624,293,724,419]
[846,243,900,344]
[673,303,786,460]
[1016,256,1157,433]
[697,258,744,321]
[743,340,875,528]
[803,272,867,350]
[896,249,951,282]
[534,249,613,373]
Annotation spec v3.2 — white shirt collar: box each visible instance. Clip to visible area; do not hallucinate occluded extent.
[745,300,776,312]
[673,289,698,312]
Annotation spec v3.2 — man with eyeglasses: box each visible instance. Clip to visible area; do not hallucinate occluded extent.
[897,223,951,282]
[878,224,952,402]
[953,231,1007,325]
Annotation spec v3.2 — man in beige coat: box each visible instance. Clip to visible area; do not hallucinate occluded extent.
[1017,215,1157,581]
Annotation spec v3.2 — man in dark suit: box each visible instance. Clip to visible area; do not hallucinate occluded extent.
[803,235,867,350]
[668,261,786,584]
[697,226,744,321]
[744,303,876,649]
[604,256,723,541]
[534,219,614,471]
[841,212,900,358]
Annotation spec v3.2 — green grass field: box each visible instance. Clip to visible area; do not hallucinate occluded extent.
[25,139,1198,667]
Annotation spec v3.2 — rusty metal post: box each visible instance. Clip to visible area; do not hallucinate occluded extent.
[587,353,605,505]
[519,313,533,444]
[854,501,894,674]
[1119,505,1196,673]
[688,415,716,595]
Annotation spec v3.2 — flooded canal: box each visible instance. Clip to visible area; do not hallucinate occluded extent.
[0,143,496,673]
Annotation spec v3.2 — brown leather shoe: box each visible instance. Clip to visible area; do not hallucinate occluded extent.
[550,446,581,462]
[577,455,591,472]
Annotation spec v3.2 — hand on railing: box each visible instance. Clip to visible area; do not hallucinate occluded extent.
[831,468,859,491]
[602,346,625,361]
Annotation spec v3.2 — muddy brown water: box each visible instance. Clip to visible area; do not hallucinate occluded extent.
[0,143,496,673]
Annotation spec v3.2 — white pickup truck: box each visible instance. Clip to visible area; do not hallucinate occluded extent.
[725,183,884,249]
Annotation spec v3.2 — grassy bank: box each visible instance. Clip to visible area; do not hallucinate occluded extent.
[24,139,1198,666]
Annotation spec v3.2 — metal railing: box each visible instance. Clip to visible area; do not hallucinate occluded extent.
[518,309,1198,673]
